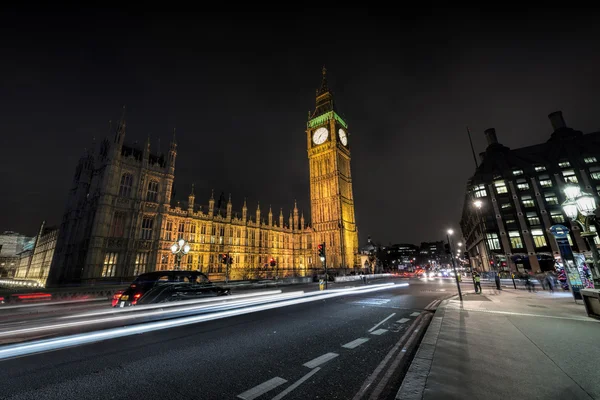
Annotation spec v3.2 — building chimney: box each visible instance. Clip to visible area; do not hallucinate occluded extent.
[548,111,566,131]
[484,128,498,146]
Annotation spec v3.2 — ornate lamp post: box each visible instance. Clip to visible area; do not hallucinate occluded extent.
[170,238,191,270]
[562,184,600,286]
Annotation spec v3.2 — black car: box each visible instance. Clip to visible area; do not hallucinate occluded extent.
[114,270,231,307]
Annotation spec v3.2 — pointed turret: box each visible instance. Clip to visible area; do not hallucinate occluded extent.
[188,184,195,211]
[209,189,215,216]
[311,67,335,118]
[242,198,248,222]
[226,193,232,219]
[256,202,261,224]
[288,211,293,230]
[114,106,126,146]
[300,212,305,230]
[293,200,299,230]
[268,205,273,226]
[167,128,177,175]
[143,136,151,167]
[279,208,284,228]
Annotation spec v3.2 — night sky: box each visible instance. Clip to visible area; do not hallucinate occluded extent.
[3,9,600,245]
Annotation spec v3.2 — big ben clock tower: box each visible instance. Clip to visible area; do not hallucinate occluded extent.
[307,67,359,271]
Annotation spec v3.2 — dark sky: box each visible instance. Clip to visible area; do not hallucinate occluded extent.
[2,9,600,245]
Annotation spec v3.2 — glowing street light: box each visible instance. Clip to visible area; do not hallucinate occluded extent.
[171,238,191,270]
[445,228,463,301]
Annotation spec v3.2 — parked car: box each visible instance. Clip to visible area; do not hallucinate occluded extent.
[113,270,231,307]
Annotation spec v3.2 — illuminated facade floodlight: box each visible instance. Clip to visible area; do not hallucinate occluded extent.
[473,200,483,209]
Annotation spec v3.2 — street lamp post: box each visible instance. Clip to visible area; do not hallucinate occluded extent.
[447,229,463,301]
[473,200,502,290]
[562,184,600,287]
[170,238,191,271]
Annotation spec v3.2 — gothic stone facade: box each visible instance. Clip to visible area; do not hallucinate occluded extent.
[48,71,359,286]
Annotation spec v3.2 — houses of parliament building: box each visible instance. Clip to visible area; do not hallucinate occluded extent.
[47,70,360,285]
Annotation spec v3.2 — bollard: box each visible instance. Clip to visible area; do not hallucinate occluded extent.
[319,280,325,291]
[511,273,517,289]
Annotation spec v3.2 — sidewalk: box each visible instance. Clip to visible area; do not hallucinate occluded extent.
[398,286,600,400]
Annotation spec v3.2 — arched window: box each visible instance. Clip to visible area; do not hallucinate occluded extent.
[119,173,133,197]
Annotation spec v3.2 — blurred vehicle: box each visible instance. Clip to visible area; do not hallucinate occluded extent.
[114,270,230,307]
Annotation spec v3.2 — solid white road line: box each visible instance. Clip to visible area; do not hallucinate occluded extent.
[370,329,388,336]
[271,367,321,400]
[368,313,396,332]
[342,338,370,349]
[396,318,410,324]
[410,312,421,317]
[237,377,287,400]
[303,352,339,369]
[423,300,436,310]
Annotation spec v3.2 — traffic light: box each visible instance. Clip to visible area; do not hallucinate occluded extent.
[228,255,234,265]
[221,254,227,264]
[444,243,451,254]
[463,251,469,259]
[269,258,276,267]
[318,242,326,259]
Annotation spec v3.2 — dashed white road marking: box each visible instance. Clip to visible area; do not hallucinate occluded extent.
[352,298,391,305]
[303,352,339,369]
[237,377,287,400]
[342,338,370,349]
[271,367,321,400]
[396,318,410,324]
[410,312,421,317]
[368,313,396,332]
[370,328,388,336]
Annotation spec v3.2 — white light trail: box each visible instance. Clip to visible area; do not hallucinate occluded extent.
[0,283,407,361]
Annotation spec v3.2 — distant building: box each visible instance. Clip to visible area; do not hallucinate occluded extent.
[14,221,59,286]
[460,111,600,273]
[0,231,33,277]
[417,241,448,268]
[382,244,419,270]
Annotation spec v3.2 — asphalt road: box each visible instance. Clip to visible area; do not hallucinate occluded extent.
[0,278,457,400]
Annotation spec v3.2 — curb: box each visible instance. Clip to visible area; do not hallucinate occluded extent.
[395,300,446,400]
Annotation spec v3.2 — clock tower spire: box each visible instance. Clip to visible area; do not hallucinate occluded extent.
[306,69,359,272]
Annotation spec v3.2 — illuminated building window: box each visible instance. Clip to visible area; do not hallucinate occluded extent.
[551,211,565,223]
[495,181,508,194]
[590,225,600,245]
[165,221,172,241]
[517,182,530,191]
[118,173,133,197]
[558,161,571,168]
[545,194,559,205]
[508,231,523,249]
[513,169,523,176]
[584,157,597,164]
[486,233,501,250]
[146,181,159,202]
[535,166,546,172]
[134,253,148,276]
[590,172,600,181]
[505,219,516,224]
[562,170,578,183]
[521,197,535,208]
[539,179,553,188]
[527,212,540,225]
[102,252,118,277]
[531,229,547,247]
[141,217,154,240]
[501,203,512,209]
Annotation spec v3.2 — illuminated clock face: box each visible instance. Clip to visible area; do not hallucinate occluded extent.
[312,127,329,145]
[338,129,348,146]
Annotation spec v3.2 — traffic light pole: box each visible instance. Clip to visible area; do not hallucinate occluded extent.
[225,252,230,284]
[324,257,328,290]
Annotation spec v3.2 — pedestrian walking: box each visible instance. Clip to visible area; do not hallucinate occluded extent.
[536,271,547,290]
[473,272,482,294]
[545,271,555,293]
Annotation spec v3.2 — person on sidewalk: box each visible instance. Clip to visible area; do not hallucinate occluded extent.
[536,270,547,290]
[474,272,482,294]
[545,271,555,293]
